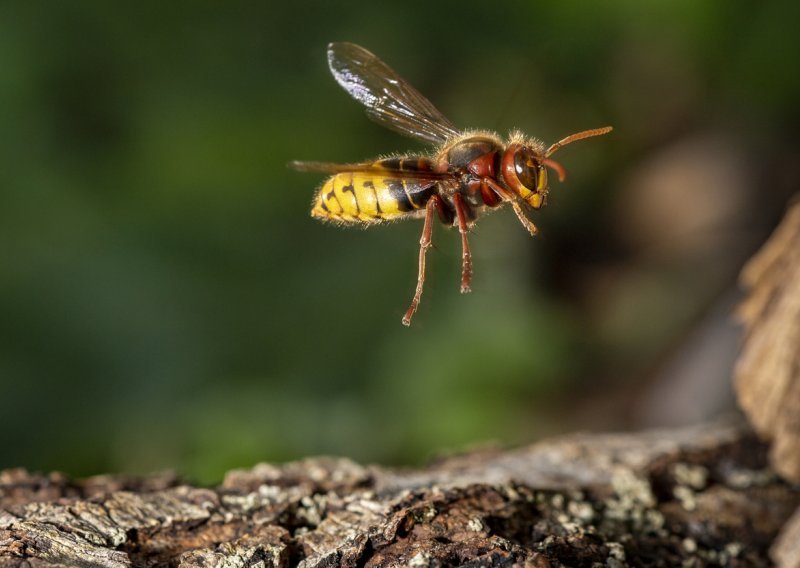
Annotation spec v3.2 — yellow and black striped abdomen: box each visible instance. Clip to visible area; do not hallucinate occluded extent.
[311,164,437,223]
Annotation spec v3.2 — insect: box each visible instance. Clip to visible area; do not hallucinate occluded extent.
[291,43,612,326]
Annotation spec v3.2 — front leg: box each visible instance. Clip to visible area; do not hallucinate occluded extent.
[482,178,538,237]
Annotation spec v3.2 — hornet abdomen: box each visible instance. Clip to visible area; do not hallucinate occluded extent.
[311,158,438,223]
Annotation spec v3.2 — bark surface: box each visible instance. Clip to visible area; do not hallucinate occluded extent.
[736,196,800,483]
[1,420,797,567]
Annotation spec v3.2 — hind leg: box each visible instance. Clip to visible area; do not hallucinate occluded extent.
[402,196,439,326]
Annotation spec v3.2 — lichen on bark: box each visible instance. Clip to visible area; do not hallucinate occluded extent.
[1,421,795,567]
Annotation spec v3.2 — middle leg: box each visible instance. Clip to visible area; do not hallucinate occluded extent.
[452,193,473,294]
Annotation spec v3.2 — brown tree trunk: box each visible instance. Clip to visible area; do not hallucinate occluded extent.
[1,419,797,567]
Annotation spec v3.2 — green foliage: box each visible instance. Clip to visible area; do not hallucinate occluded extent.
[1,0,797,482]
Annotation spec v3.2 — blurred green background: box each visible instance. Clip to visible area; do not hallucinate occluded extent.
[1,1,798,483]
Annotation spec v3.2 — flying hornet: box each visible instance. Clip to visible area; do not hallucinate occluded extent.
[291,42,612,326]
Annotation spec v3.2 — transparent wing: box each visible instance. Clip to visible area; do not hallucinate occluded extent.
[327,42,461,144]
[288,158,452,180]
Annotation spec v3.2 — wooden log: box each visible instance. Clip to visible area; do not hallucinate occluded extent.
[1,419,796,567]
[736,196,800,483]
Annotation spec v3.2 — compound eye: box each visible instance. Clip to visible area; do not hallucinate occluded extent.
[513,149,539,191]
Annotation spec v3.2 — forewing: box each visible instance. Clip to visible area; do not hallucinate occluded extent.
[289,160,368,174]
[289,158,452,180]
[327,42,461,144]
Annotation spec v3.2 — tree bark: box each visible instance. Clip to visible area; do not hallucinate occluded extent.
[1,419,796,567]
[735,196,800,483]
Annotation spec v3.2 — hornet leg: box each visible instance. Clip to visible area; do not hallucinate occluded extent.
[402,196,438,326]
[482,178,538,236]
[452,193,473,294]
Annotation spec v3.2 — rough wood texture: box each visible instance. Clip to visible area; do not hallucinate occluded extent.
[736,195,800,483]
[1,420,797,567]
[773,506,800,568]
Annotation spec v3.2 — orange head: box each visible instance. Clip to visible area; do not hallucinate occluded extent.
[501,126,613,209]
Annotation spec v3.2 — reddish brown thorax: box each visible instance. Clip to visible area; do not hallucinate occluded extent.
[439,136,504,209]
[467,150,498,178]
[467,151,500,207]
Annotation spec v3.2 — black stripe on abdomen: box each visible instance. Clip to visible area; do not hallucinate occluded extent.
[387,179,414,212]
[407,183,435,208]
